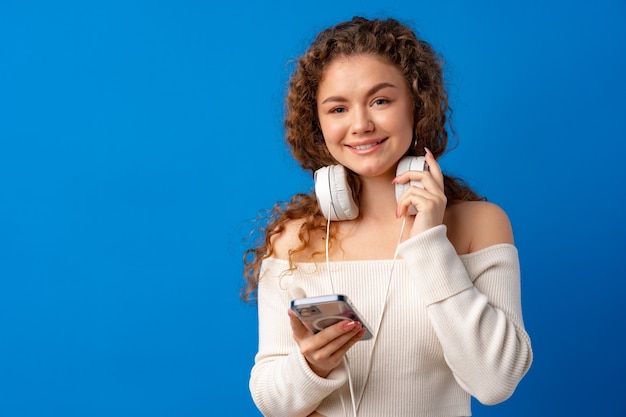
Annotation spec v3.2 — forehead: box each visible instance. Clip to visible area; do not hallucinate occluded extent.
[318,54,406,91]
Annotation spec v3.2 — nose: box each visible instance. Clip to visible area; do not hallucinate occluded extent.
[351,107,374,134]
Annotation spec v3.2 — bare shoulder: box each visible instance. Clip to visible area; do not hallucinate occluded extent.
[269,218,305,260]
[270,218,324,261]
[443,200,514,255]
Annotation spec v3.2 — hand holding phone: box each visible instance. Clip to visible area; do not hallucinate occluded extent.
[290,294,373,340]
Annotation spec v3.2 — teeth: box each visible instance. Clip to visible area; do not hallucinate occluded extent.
[352,141,380,150]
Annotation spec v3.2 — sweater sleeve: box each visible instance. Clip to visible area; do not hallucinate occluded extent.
[249,260,348,417]
[397,225,533,405]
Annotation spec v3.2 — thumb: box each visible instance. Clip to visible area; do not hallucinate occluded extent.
[289,309,313,339]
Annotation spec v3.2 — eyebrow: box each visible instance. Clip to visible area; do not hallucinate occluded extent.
[320,82,398,104]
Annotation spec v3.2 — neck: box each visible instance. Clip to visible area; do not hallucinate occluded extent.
[358,175,398,221]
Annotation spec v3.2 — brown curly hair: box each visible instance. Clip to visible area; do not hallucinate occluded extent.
[240,16,484,303]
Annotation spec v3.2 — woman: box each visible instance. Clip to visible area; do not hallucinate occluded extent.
[242,16,532,417]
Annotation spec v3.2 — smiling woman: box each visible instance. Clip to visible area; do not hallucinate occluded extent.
[316,55,415,179]
[242,16,532,417]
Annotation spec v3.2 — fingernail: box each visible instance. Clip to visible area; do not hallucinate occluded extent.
[424,147,431,156]
[342,321,356,330]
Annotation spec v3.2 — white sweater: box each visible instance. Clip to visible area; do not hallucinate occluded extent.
[250,225,533,417]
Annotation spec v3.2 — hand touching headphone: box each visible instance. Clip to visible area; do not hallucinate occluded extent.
[314,156,428,221]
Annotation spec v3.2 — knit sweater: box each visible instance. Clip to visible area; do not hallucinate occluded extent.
[249,225,533,417]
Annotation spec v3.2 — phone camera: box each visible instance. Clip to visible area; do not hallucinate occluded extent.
[296,306,321,317]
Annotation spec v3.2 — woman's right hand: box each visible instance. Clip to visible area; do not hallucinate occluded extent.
[288,309,366,378]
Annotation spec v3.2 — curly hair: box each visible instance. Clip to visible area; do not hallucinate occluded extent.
[240,16,484,303]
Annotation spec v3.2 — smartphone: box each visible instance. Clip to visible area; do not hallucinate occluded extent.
[290,294,373,340]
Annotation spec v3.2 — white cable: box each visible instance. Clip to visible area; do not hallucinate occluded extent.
[324,199,408,416]
[343,356,357,417]
[354,215,406,411]
[326,199,335,293]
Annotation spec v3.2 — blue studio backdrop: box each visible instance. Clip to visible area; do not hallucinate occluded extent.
[1,0,625,416]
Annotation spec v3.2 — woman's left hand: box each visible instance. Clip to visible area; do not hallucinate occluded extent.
[393,147,447,236]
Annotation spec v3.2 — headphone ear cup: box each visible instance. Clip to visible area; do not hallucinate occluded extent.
[314,165,359,221]
[395,156,428,216]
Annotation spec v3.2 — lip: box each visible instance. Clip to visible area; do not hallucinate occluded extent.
[345,138,388,154]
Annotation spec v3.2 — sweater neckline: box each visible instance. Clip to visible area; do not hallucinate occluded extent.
[265,242,516,265]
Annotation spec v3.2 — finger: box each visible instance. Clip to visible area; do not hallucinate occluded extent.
[398,190,441,215]
[301,321,364,363]
[424,147,445,188]
[396,186,446,226]
[395,187,430,217]
[289,309,314,341]
[325,328,366,362]
[291,310,363,352]
[392,160,440,193]
[393,163,444,200]
[309,319,362,349]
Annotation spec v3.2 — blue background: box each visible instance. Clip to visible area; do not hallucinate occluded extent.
[1,0,625,416]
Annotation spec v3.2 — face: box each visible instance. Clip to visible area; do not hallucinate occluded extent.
[316,54,414,179]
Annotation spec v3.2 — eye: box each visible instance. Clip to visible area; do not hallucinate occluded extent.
[373,98,389,106]
[330,107,346,114]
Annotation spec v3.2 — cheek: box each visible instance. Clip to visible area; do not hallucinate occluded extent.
[395,108,415,140]
[403,114,415,139]
[380,112,413,138]
[319,117,345,145]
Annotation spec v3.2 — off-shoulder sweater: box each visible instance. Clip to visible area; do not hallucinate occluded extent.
[249,225,533,417]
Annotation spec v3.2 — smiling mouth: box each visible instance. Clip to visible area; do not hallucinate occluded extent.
[349,139,387,150]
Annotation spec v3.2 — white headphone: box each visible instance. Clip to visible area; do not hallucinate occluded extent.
[314,156,428,220]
